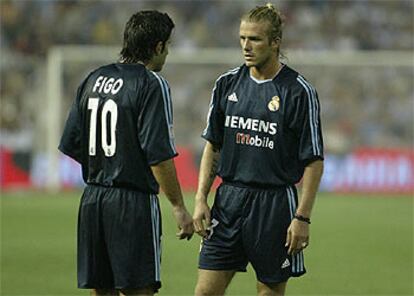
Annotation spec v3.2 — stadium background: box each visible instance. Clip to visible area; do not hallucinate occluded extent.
[1,0,413,295]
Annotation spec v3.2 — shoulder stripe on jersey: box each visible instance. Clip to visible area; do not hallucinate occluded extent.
[151,72,177,153]
[297,75,321,156]
[202,67,241,136]
[286,186,305,274]
[158,75,173,122]
[296,76,321,156]
[151,72,172,122]
[150,194,161,282]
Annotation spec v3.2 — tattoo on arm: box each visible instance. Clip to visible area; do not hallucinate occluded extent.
[211,144,220,153]
[209,157,219,180]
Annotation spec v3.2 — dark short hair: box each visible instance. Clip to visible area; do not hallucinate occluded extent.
[120,10,174,63]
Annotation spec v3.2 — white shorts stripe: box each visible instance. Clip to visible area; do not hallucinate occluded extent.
[286,187,295,219]
[150,194,161,281]
[286,187,296,273]
[287,186,304,273]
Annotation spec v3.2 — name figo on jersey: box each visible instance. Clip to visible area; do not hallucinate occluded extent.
[225,115,277,150]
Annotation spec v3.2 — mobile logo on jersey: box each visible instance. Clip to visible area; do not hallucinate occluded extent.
[235,133,274,150]
[268,96,280,112]
[225,115,277,150]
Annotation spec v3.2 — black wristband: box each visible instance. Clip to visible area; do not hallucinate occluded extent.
[294,214,311,224]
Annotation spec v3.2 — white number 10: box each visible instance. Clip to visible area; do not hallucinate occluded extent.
[87,98,118,157]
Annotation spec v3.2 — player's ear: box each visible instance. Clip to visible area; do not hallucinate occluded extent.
[271,37,281,51]
[154,41,164,55]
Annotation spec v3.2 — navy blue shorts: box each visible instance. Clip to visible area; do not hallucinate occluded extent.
[77,184,161,291]
[199,183,306,284]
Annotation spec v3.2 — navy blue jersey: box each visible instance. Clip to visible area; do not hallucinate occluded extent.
[59,63,177,193]
[202,64,324,187]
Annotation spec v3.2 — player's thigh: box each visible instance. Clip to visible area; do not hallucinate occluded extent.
[195,269,236,296]
[103,192,161,290]
[245,186,304,283]
[78,186,115,288]
[199,184,249,272]
[256,281,287,296]
[119,287,154,296]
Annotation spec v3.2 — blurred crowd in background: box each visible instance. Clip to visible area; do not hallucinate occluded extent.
[2,0,412,54]
[1,0,413,155]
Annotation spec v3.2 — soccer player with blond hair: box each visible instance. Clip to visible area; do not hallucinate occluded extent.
[193,4,324,296]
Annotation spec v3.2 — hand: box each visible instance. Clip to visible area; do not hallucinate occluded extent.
[172,206,194,240]
[192,197,211,238]
[285,219,310,255]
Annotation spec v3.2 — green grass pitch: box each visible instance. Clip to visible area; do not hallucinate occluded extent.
[1,191,413,295]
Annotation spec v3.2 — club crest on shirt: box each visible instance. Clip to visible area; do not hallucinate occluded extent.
[268,96,280,112]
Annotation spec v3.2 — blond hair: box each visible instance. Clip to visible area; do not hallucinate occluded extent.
[241,3,284,42]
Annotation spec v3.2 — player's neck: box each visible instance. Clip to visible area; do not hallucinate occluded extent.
[146,64,156,71]
[120,59,147,67]
[250,58,281,81]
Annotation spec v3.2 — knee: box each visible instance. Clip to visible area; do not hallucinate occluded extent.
[257,281,287,296]
[91,289,117,296]
[194,283,210,296]
[119,287,154,296]
[195,282,224,296]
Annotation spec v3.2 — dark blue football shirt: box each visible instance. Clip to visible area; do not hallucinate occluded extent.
[202,64,324,188]
[59,63,177,193]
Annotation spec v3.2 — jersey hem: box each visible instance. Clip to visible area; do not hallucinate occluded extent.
[198,265,247,273]
[221,180,293,191]
[257,270,306,285]
[301,155,324,166]
[78,280,161,292]
[58,145,82,164]
[84,183,158,194]
[201,135,222,149]
[147,152,179,166]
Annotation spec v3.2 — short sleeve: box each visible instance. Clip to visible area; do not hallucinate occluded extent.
[201,79,225,148]
[291,77,324,163]
[58,85,83,164]
[138,73,178,165]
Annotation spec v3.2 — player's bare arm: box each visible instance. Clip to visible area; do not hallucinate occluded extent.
[286,160,324,255]
[151,159,194,240]
[193,141,220,238]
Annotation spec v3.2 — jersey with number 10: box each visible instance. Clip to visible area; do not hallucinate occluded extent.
[59,63,177,194]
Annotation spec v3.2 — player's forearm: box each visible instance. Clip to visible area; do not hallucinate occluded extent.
[196,141,220,201]
[151,159,185,208]
[296,160,324,218]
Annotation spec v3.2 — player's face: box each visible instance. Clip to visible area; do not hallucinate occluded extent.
[239,20,278,68]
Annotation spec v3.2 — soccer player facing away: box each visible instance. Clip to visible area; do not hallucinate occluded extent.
[58,11,193,296]
[193,4,324,296]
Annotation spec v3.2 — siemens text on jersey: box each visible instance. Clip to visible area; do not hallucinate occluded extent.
[225,115,277,150]
[92,76,124,95]
[225,115,277,135]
